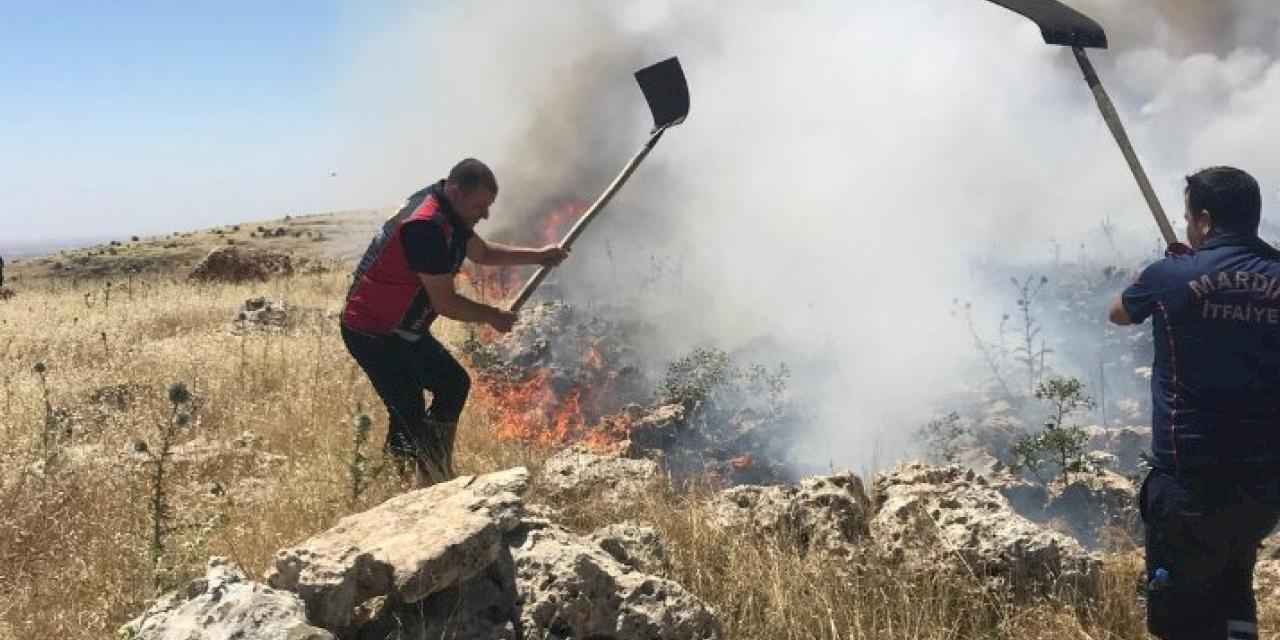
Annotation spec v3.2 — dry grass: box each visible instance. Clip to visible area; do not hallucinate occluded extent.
[0,266,1272,640]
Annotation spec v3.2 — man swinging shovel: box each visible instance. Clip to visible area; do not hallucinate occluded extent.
[982,3,1280,639]
[340,57,690,487]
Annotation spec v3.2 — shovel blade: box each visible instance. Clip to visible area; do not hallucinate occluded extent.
[985,0,1108,49]
[635,57,690,132]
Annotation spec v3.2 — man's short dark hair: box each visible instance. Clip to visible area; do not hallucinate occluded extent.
[1185,166,1262,235]
[447,158,498,194]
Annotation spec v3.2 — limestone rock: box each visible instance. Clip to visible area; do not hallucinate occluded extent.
[1042,470,1139,548]
[625,403,686,452]
[232,296,290,333]
[539,445,659,503]
[871,463,1099,597]
[267,468,529,631]
[353,553,521,640]
[592,522,668,573]
[509,520,722,640]
[710,472,871,556]
[120,557,332,640]
[1083,425,1150,475]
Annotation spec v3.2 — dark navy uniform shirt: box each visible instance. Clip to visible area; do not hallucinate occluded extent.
[1123,233,1280,471]
[1126,234,1280,471]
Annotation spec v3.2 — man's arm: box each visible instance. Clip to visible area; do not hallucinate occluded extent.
[1110,261,1167,327]
[418,273,515,331]
[467,235,568,267]
[1108,295,1134,326]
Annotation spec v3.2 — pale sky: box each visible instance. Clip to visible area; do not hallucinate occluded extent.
[0,2,418,252]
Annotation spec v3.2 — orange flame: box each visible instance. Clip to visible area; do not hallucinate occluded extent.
[540,200,587,246]
[471,337,630,452]
[462,199,618,451]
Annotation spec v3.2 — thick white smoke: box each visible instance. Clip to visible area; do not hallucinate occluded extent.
[331,1,1280,472]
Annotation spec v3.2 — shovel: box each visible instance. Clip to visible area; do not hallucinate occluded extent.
[507,56,690,313]
[983,0,1177,244]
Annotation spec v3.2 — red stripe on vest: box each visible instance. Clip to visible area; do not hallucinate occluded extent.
[342,193,452,335]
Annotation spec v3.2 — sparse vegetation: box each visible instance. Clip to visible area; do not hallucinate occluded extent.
[145,383,192,580]
[0,226,1272,639]
[1012,275,1052,395]
[33,361,57,465]
[1010,376,1096,484]
[658,346,792,428]
[916,411,967,464]
[348,412,377,506]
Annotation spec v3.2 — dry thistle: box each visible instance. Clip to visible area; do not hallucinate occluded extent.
[349,412,375,506]
[166,382,191,405]
[33,361,55,464]
[149,380,194,581]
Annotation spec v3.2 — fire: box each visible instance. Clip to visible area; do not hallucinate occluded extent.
[462,199,623,451]
[540,200,587,246]
[472,369,619,451]
[458,198,587,310]
[470,337,629,452]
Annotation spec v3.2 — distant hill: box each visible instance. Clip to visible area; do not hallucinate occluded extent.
[5,209,388,284]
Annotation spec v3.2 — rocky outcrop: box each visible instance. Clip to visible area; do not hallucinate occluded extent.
[709,472,871,556]
[539,445,660,503]
[119,557,333,640]
[266,468,528,631]
[871,463,1099,596]
[358,518,718,640]
[1042,470,1139,548]
[592,522,668,574]
[1083,425,1149,475]
[188,246,292,283]
[507,520,721,640]
[232,296,290,333]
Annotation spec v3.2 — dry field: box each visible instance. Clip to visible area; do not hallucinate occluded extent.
[0,240,1273,639]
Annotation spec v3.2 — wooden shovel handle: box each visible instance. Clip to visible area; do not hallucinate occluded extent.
[508,127,668,313]
[1072,47,1178,246]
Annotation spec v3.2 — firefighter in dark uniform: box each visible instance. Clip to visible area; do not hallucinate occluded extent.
[341,158,567,486]
[1110,166,1280,640]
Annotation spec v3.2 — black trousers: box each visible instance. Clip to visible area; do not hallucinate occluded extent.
[1141,467,1280,640]
[340,324,471,457]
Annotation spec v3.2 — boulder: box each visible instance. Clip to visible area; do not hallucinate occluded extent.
[624,403,686,453]
[1042,470,1139,548]
[232,296,290,333]
[871,463,1099,597]
[352,554,521,640]
[119,557,333,640]
[592,522,668,574]
[508,520,721,640]
[188,246,292,283]
[709,472,871,556]
[1083,425,1150,475]
[267,468,528,631]
[539,445,659,503]
[357,518,717,640]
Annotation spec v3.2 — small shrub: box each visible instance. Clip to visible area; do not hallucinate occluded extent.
[916,411,967,463]
[1010,376,1096,484]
